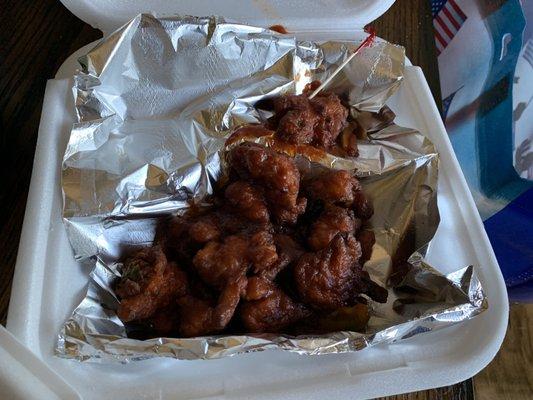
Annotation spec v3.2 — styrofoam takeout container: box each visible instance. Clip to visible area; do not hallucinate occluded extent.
[2,1,509,399]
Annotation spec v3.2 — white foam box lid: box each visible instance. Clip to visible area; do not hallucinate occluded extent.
[3,1,508,399]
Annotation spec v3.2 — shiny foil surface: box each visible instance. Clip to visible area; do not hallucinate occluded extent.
[58,14,487,362]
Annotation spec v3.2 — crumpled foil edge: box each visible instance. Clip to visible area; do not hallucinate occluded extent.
[56,262,487,362]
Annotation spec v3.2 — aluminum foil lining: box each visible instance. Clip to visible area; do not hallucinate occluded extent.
[58,14,487,362]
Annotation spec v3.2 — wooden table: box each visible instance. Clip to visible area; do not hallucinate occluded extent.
[1,1,531,399]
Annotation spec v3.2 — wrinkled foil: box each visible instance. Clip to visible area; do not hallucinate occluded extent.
[58,14,487,362]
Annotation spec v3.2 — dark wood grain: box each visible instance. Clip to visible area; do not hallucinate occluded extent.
[474,304,533,400]
[374,0,443,105]
[0,2,522,400]
[0,1,100,326]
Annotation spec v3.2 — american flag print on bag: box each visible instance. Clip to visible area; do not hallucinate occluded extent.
[432,0,468,55]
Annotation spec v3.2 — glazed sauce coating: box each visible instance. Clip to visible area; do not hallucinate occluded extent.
[116,92,386,337]
[269,24,288,34]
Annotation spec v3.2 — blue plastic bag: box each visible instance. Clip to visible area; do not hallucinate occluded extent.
[431,0,533,301]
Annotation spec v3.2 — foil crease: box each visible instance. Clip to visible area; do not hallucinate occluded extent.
[58,14,487,362]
